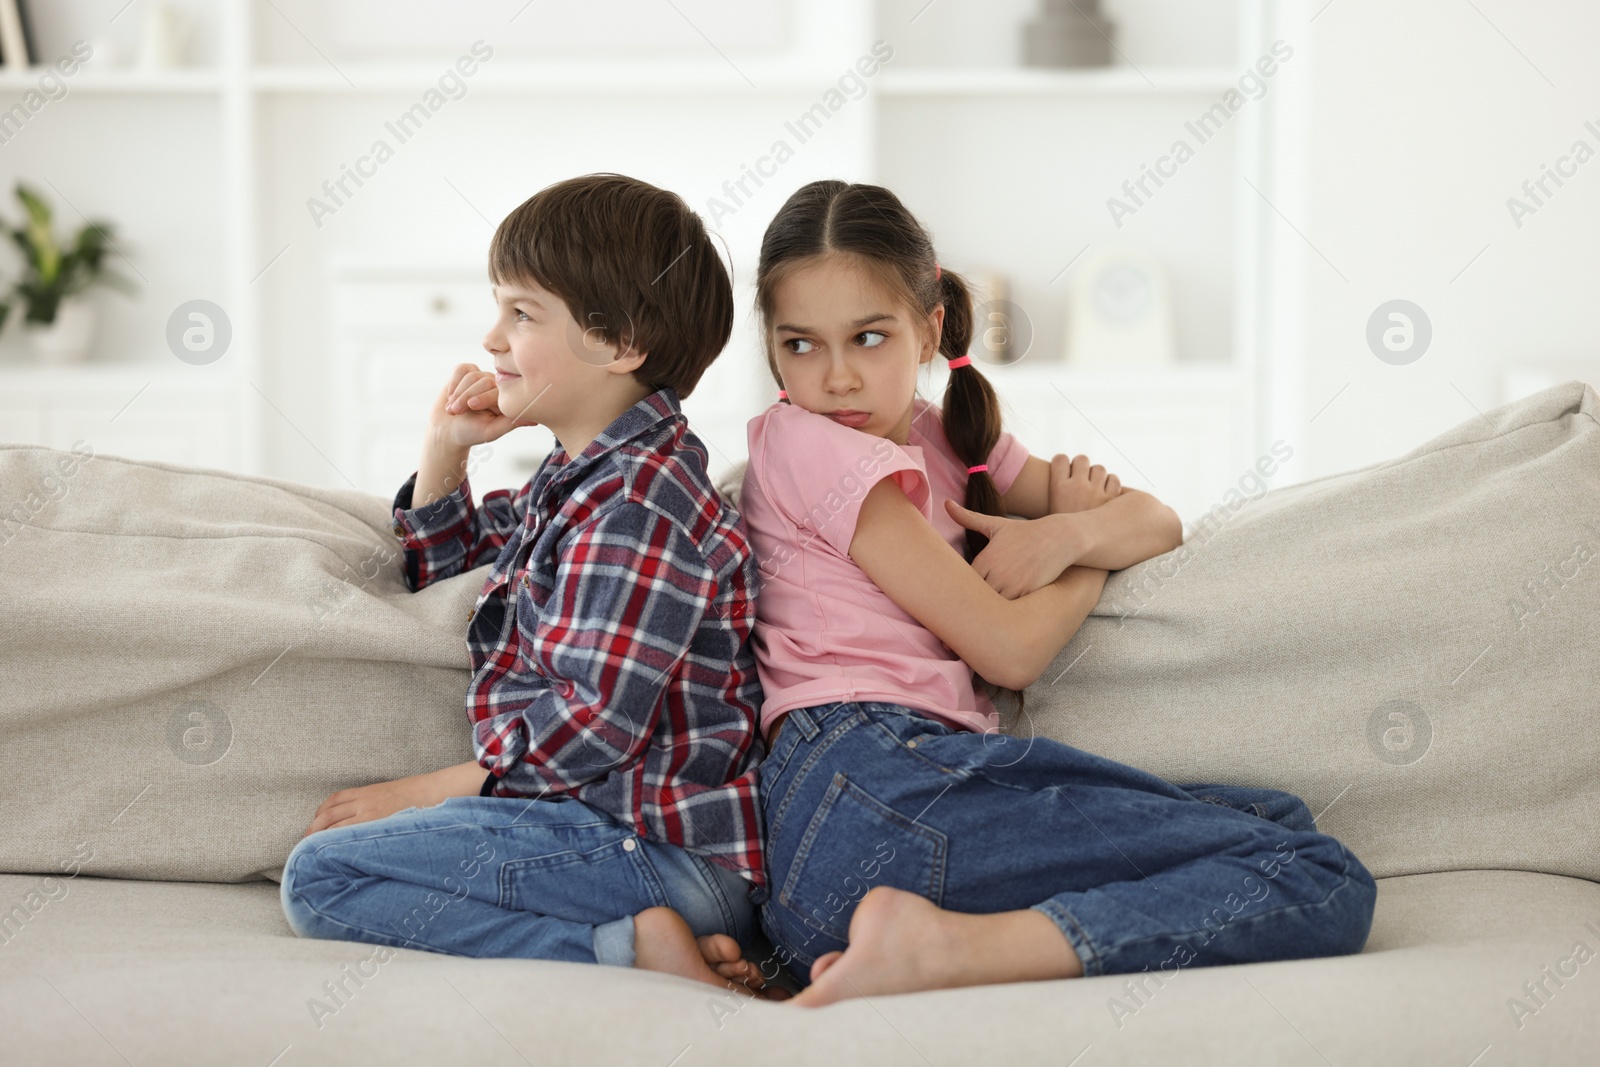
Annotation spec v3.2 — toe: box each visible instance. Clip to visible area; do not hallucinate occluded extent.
[810,950,844,982]
[717,959,769,989]
[696,932,741,963]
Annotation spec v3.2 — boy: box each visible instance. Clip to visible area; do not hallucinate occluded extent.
[280,174,774,994]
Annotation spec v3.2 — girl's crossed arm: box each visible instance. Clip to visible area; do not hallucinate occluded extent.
[949,453,1184,599]
[850,477,1111,691]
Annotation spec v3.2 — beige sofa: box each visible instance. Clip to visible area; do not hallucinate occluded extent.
[2,380,1597,1065]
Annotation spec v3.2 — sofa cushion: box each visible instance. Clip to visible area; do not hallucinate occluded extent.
[0,447,480,883]
[1,869,1594,1063]
[1019,379,1600,886]
[2,380,1596,889]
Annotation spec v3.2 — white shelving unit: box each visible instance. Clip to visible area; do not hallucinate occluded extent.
[0,0,1296,529]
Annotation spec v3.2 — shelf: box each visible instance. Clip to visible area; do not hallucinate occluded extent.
[0,63,1241,98]
[250,60,846,94]
[0,0,1270,487]
[0,68,225,93]
[0,361,241,384]
[947,361,1245,391]
[878,66,1241,97]
[2,62,864,97]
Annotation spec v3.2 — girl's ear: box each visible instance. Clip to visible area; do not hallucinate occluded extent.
[921,303,945,365]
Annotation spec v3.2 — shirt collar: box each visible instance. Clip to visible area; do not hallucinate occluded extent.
[546,386,682,485]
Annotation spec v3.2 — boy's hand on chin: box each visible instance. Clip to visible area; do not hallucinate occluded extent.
[428,362,536,450]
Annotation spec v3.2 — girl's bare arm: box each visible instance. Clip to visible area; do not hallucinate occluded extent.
[849,478,1110,690]
[969,455,1181,591]
[1057,492,1183,571]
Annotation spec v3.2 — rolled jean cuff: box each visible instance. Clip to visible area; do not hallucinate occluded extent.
[592,915,636,968]
[1031,899,1106,978]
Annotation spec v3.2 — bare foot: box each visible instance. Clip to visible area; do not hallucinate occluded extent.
[632,907,788,1000]
[788,886,1084,1008]
[695,931,786,995]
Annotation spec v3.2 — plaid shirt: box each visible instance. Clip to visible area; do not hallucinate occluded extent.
[390,387,768,893]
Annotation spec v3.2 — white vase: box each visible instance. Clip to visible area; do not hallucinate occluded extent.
[26,299,98,364]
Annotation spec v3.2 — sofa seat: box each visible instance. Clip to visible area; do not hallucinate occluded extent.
[2,869,1594,1066]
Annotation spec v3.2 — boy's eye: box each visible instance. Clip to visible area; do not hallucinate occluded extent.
[784,338,816,355]
[857,330,887,347]
[515,309,531,322]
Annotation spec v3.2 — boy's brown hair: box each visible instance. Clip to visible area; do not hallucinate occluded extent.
[488,173,733,398]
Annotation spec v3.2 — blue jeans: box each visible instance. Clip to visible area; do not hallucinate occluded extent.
[280,794,758,967]
[757,702,1377,983]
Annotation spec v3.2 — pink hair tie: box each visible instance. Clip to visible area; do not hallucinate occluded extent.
[777,389,787,399]
[967,464,988,475]
[935,263,942,281]
[946,354,973,369]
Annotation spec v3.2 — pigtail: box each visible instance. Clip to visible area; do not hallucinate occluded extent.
[935,268,1024,719]
[936,269,1007,561]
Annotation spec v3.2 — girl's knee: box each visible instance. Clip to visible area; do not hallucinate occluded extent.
[1330,845,1378,953]
[1282,833,1378,956]
[1267,793,1316,834]
[1182,783,1316,832]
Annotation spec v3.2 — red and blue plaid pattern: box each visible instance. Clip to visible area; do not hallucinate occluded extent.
[391,388,767,892]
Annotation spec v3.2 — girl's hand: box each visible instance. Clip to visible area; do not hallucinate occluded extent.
[1048,453,1121,514]
[945,501,1087,600]
[301,771,448,837]
[427,363,533,450]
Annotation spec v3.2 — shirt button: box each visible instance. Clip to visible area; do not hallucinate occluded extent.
[907,739,919,748]
[391,523,404,536]
[622,838,637,852]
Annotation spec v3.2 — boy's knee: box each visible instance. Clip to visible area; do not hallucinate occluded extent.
[280,836,347,938]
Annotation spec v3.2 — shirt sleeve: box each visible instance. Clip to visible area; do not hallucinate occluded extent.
[986,429,1031,498]
[391,469,533,592]
[752,405,931,557]
[475,501,716,797]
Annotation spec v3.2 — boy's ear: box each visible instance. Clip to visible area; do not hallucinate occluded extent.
[606,343,649,377]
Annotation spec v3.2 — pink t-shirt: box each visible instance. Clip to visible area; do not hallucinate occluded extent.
[740,396,1031,741]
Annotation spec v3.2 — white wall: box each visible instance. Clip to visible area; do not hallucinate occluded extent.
[4,0,1596,494]
[1291,0,1599,481]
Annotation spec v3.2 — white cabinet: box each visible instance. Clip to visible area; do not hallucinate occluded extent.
[970,363,1248,531]
[0,394,46,445]
[0,368,241,471]
[330,264,556,500]
[329,264,782,502]
[14,0,1279,489]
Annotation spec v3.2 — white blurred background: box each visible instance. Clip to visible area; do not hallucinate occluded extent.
[1,0,1595,531]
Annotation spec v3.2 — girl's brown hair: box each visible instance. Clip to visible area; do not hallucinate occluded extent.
[755,180,1023,714]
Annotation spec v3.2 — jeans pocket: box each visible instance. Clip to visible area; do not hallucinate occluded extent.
[497,838,654,922]
[775,771,949,946]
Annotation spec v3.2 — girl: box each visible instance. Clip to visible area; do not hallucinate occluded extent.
[703,180,1377,1006]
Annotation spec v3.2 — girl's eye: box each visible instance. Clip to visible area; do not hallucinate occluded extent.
[857,330,887,347]
[515,309,531,322]
[784,338,816,354]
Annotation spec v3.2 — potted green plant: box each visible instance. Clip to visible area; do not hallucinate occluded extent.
[0,182,138,363]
